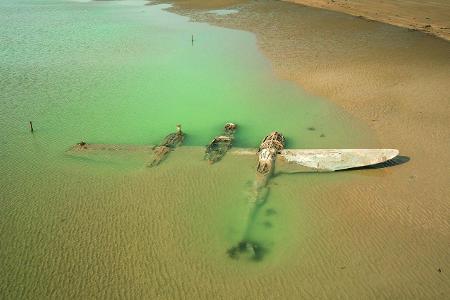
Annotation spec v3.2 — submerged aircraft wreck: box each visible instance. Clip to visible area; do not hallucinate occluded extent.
[205,123,237,164]
[68,123,399,261]
[70,123,398,172]
[227,131,285,260]
[148,124,184,167]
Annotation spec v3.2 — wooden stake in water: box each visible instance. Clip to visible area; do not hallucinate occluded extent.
[191,34,194,46]
[29,121,34,133]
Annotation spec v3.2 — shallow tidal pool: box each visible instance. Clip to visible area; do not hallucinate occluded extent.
[0,0,375,298]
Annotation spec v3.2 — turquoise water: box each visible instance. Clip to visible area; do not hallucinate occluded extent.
[0,0,376,298]
[0,0,372,155]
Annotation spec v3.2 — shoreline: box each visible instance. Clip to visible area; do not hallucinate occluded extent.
[153,0,450,41]
[284,0,450,41]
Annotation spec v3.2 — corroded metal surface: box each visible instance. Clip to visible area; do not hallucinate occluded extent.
[204,123,237,164]
[149,125,184,167]
[256,131,285,175]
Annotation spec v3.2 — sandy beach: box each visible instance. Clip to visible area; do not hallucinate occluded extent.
[285,0,450,41]
[157,0,450,297]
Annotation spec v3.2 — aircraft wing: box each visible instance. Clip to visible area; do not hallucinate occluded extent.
[66,144,399,172]
[67,143,155,153]
[277,149,399,172]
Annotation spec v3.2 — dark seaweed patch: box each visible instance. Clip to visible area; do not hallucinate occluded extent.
[262,221,273,228]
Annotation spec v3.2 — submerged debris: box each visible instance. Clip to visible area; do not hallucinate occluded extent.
[148,125,184,167]
[262,221,273,228]
[77,141,87,149]
[266,208,277,216]
[204,123,237,164]
[226,240,266,261]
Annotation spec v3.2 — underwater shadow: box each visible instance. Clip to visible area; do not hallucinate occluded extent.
[340,155,410,171]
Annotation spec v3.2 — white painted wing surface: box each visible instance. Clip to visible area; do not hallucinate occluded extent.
[279,149,399,172]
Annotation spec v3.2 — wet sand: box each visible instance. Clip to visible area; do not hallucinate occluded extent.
[146,0,247,9]
[161,0,450,40]
[285,0,450,41]
[156,0,450,297]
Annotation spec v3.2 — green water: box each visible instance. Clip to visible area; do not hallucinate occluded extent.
[1,0,375,298]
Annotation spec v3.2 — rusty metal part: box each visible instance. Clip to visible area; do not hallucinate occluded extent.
[205,123,237,164]
[148,125,184,167]
[256,131,285,175]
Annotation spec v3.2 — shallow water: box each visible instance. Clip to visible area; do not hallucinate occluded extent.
[1,0,376,298]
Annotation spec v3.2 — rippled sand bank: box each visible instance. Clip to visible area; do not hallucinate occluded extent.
[285,0,450,41]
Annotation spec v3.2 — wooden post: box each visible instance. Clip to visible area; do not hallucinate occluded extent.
[191,34,194,46]
[29,121,34,133]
